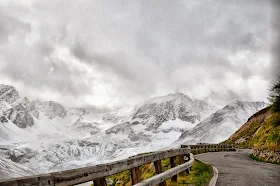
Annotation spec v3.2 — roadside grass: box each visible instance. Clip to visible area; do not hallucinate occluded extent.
[250,154,280,165]
[166,159,213,186]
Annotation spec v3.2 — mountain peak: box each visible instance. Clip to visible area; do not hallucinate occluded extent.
[176,100,267,145]
[33,100,67,119]
[145,92,191,105]
[169,92,186,97]
[224,100,267,110]
[0,84,20,104]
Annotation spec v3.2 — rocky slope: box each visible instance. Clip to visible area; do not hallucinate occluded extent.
[105,93,217,141]
[0,85,20,104]
[225,107,280,163]
[175,101,267,145]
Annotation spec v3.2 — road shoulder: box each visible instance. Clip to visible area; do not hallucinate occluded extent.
[195,158,218,186]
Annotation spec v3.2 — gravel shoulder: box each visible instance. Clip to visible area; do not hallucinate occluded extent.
[195,149,280,186]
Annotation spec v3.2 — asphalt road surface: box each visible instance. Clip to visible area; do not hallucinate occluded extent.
[195,149,280,186]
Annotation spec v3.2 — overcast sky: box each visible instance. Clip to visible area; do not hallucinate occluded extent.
[0,0,279,111]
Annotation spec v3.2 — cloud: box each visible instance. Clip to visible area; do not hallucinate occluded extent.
[271,0,280,78]
[0,0,276,110]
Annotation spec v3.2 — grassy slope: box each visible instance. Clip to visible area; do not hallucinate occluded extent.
[225,107,280,151]
[106,158,213,186]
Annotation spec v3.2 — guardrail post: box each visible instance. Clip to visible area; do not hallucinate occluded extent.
[170,156,177,182]
[93,178,107,186]
[184,153,191,174]
[154,160,167,186]
[179,155,185,176]
[130,166,141,184]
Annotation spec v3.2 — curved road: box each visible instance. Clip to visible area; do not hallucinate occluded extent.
[195,149,280,186]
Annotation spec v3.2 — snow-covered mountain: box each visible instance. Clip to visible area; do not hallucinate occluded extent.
[0,85,19,104]
[105,93,217,142]
[0,85,218,179]
[175,100,267,146]
[0,84,266,180]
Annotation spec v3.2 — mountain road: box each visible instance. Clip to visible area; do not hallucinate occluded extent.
[195,149,280,186]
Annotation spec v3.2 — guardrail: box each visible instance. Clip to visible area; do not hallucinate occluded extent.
[0,144,236,186]
[232,145,253,149]
[181,144,235,155]
[0,147,194,186]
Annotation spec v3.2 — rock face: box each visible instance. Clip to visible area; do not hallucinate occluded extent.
[0,85,34,128]
[108,93,216,131]
[67,108,89,117]
[0,85,19,104]
[253,149,280,164]
[131,93,216,130]
[4,103,34,128]
[176,101,267,145]
[105,93,217,144]
[21,97,40,119]
[73,119,100,135]
[0,116,8,123]
[33,100,67,119]
[0,101,11,114]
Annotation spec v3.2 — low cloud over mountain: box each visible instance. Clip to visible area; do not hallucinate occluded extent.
[0,0,276,111]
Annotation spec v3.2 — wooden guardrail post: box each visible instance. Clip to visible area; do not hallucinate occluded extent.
[170,156,177,182]
[179,155,185,176]
[154,160,167,186]
[94,178,107,186]
[180,145,192,174]
[184,153,190,174]
[130,166,141,184]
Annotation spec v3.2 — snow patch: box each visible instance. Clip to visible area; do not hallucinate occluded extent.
[159,118,196,130]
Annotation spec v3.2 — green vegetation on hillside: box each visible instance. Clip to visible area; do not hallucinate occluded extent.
[268,75,280,113]
[102,158,213,186]
[253,113,280,151]
[226,107,280,151]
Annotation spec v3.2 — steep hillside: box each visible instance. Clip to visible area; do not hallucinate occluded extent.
[175,101,267,145]
[225,107,280,163]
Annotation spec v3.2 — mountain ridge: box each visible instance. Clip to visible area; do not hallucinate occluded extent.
[0,84,267,179]
[175,100,267,145]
